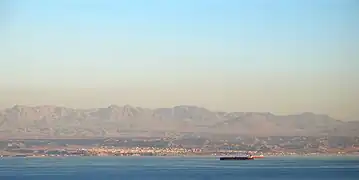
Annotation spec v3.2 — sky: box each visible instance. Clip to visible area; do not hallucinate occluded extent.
[0,0,358,120]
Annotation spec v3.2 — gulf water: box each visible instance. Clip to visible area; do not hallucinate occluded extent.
[1,156,358,179]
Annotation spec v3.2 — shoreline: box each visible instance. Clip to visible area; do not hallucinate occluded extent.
[2,153,358,159]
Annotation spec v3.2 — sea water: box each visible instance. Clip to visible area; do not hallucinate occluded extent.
[0,156,358,180]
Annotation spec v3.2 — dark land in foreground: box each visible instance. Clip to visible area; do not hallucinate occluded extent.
[1,135,358,157]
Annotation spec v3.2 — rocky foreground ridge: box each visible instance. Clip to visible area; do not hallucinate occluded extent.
[0,105,358,138]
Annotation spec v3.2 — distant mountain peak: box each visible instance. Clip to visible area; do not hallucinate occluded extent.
[108,104,120,109]
[0,104,356,137]
[123,104,134,109]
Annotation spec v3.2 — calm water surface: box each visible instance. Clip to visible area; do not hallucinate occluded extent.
[0,156,358,180]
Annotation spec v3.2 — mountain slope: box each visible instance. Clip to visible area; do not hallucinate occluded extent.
[211,112,344,136]
[0,105,357,137]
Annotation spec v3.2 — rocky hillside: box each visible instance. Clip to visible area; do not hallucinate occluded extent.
[0,105,358,138]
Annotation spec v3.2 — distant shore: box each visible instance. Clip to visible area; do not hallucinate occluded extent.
[1,153,358,159]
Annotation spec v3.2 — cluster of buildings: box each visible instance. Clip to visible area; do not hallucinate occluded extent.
[1,136,359,157]
[1,147,205,157]
[86,147,202,156]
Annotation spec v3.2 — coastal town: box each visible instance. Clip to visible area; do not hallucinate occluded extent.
[1,136,358,157]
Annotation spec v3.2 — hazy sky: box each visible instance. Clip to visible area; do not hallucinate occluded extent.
[0,0,358,120]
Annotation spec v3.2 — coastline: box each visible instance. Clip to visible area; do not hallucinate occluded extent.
[2,153,358,159]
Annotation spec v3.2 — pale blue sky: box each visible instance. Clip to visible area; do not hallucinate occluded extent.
[0,0,358,119]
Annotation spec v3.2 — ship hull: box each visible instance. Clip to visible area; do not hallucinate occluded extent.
[219,157,254,160]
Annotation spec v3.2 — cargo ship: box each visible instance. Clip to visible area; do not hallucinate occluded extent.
[219,154,254,160]
[219,153,265,160]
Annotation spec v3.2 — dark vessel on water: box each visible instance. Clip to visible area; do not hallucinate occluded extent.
[219,153,255,160]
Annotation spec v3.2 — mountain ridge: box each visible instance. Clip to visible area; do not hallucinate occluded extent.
[0,104,358,138]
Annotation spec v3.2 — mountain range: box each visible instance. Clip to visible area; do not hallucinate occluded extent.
[0,105,358,138]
